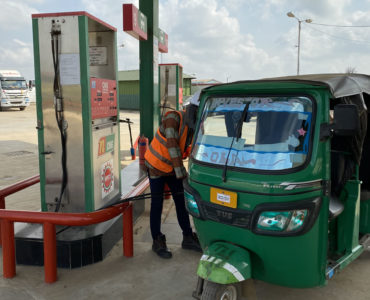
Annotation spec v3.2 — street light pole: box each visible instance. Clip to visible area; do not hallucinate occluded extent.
[287,12,312,75]
[297,20,301,75]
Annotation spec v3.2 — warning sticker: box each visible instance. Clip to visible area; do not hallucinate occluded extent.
[59,53,80,85]
[89,46,108,66]
[101,159,114,198]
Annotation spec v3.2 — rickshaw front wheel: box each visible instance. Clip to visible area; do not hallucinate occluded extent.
[201,280,243,300]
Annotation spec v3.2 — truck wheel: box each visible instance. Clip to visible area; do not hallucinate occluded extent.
[20,107,26,111]
[201,281,242,300]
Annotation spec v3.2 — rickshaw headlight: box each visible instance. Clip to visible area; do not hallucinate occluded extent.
[257,209,308,232]
[185,190,200,218]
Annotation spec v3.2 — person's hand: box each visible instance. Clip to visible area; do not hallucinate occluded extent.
[177,170,188,180]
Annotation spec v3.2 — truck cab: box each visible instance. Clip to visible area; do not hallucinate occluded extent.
[0,70,30,111]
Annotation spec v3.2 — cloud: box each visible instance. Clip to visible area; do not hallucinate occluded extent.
[13,39,30,47]
[160,0,284,80]
[261,0,352,23]
[297,0,351,19]
[0,1,39,29]
[23,0,45,3]
[1,0,365,81]
[0,1,38,79]
[222,0,245,11]
[0,40,33,68]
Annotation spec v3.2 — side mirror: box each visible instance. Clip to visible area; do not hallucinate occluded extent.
[332,104,359,136]
[320,104,359,140]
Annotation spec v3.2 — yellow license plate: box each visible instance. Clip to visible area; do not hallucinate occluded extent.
[210,187,237,209]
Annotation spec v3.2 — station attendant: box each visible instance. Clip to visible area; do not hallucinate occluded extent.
[145,92,202,259]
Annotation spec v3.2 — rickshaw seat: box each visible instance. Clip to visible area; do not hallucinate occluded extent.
[329,196,344,219]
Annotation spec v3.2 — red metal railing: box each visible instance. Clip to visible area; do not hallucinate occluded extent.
[0,174,149,283]
[0,175,40,211]
[0,175,41,246]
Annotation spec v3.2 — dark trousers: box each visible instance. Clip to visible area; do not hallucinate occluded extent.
[149,175,192,240]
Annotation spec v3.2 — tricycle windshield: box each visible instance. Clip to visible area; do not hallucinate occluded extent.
[193,96,313,171]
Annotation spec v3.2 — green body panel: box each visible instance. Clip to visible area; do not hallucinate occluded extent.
[193,191,328,287]
[197,242,251,284]
[360,199,370,233]
[338,245,363,270]
[78,16,94,212]
[139,0,159,140]
[190,83,332,288]
[337,180,361,253]
[32,18,47,212]
[114,32,121,203]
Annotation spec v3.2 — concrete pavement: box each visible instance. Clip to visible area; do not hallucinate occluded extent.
[1,104,370,299]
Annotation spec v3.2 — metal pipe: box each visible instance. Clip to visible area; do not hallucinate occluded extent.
[43,222,57,283]
[0,175,40,246]
[1,219,15,278]
[0,206,125,226]
[123,203,133,257]
[0,196,4,246]
[0,175,40,199]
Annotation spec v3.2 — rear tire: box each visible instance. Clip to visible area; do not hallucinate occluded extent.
[20,107,26,111]
[201,281,242,300]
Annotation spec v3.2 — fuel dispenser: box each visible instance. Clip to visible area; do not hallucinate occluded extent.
[32,12,120,213]
[14,12,122,268]
[159,63,183,117]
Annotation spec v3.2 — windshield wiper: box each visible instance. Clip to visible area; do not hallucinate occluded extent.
[222,102,250,182]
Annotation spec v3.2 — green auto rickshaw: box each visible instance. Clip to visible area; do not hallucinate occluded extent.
[184,74,370,299]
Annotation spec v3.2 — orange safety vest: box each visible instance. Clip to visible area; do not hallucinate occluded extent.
[145,111,191,173]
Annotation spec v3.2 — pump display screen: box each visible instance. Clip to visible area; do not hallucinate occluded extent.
[90,78,117,120]
[192,96,313,171]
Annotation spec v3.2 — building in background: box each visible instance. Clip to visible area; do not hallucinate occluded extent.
[191,78,222,94]
[118,69,195,110]
[118,70,140,110]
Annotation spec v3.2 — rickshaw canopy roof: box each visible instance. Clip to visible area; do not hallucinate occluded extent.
[257,73,370,100]
[234,73,370,98]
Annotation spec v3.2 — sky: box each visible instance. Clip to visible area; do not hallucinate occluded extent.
[1,0,370,82]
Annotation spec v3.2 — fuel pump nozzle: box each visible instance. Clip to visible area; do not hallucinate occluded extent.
[51,19,61,35]
[120,118,135,160]
[51,19,68,212]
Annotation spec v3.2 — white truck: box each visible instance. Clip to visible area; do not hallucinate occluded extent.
[0,70,30,111]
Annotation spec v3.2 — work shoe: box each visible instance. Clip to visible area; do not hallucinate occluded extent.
[182,232,202,252]
[152,234,172,259]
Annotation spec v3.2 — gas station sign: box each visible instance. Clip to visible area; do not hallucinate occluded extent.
[123,4,148,40]
[158,28,168,53]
